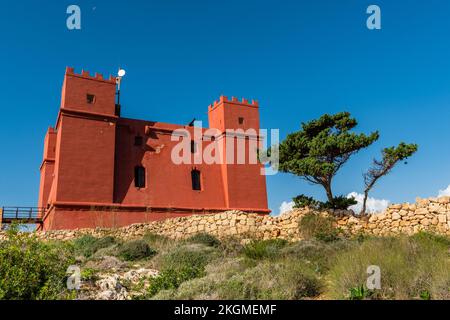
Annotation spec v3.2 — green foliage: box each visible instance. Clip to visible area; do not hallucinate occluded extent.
[419,290,431,300]
[186,233,221,247]
[292,194,320,209]
[281,240,353,274]
[0,225,75,299]
[299,213,340,242]
[382,143,418,164]
[217,262,321,300]
[242,239,288,260]
[147,244,217,297]
[81,268,98,281]
[361,142,418,214]
[293,194,357,211]
[117,240,156,261]
[148,266,205,297]
[319,195,357,210]
[277,112,379,201]
[156,259,323,300]
[328,236,450,299]
[218,237,244,257]
[411,231,450,248]
[73,235,117,258]
[349,285,373,300]
[159,244,215,271]
[143,232,170,247]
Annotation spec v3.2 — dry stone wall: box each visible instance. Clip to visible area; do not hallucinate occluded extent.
[1,197,450,242]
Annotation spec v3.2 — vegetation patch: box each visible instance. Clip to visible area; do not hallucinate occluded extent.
[298,213,340,242]
[242,239,288,260]
[0,225,75,299]
[73,235,117,258]
[327,235,450,300]
[117,240,156,261]
[186,233,221,247]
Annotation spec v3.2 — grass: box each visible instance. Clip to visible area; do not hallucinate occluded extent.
[298,213,340,242]
[327,235,450,299]
[0,223,449,300]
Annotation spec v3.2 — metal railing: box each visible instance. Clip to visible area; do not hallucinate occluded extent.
[1,207,45,223]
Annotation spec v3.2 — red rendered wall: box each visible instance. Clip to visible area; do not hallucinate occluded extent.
[38,67,270,231]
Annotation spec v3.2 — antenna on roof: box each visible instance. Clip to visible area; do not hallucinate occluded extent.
[188,118,196,127]
[116,68,126,105]
[115,68,126,117]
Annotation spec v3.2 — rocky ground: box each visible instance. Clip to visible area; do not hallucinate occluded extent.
[76,256,159,300]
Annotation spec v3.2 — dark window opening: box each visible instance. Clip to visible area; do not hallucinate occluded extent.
[191,169,201,191]
[86,94,96,104]
[191,140,197,153]
[134,166,146,188]
[135,136,143,146]
[238,117,244,125]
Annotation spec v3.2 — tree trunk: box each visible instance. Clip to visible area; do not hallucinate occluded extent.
[360,190,369,215]
[324,181,334,202]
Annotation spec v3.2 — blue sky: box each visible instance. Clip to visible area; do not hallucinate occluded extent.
[1,0,450,214]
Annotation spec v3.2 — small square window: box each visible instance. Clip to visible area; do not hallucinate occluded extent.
[86,94,96,104]
[238,117,244,125]
[135,136,143,146]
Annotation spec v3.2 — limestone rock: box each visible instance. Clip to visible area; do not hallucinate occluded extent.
[392,212,401,220]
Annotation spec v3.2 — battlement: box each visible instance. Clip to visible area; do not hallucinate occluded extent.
[65,66,116,84]
[208,95,258,111]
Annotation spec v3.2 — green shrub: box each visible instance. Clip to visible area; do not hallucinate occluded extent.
[80,268,98,281]
[0,226,75,299]
[148,266,205,297]
[73,235,97,257]
[217,260,322,299]
[218,237,244,257]
[143,232,171,247]
[280,240,352,274]
[187,233,221,247]
[348,285,374,300]
[117,240,156,261]
[148,244,217,297]
[159,244,215,271]
[328,236,450,299]
[319,195,357,210]
[242,239,288,260]
[411,231,450,248]
[73,235,117,258]
[293,194,320,209]
[154,259,323,300]
[94,236,117,249]
[419,290,431,300]
[292,195,357,210]
[299,213,339,242]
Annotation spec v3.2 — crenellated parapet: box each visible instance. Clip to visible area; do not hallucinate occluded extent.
[65,66,116,84]
[208,95,259,111]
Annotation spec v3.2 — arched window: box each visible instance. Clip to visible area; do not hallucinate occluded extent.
[134,166,146,188]
[191,169,201,191]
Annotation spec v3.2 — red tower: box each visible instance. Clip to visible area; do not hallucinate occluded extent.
[38,67,269,230]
